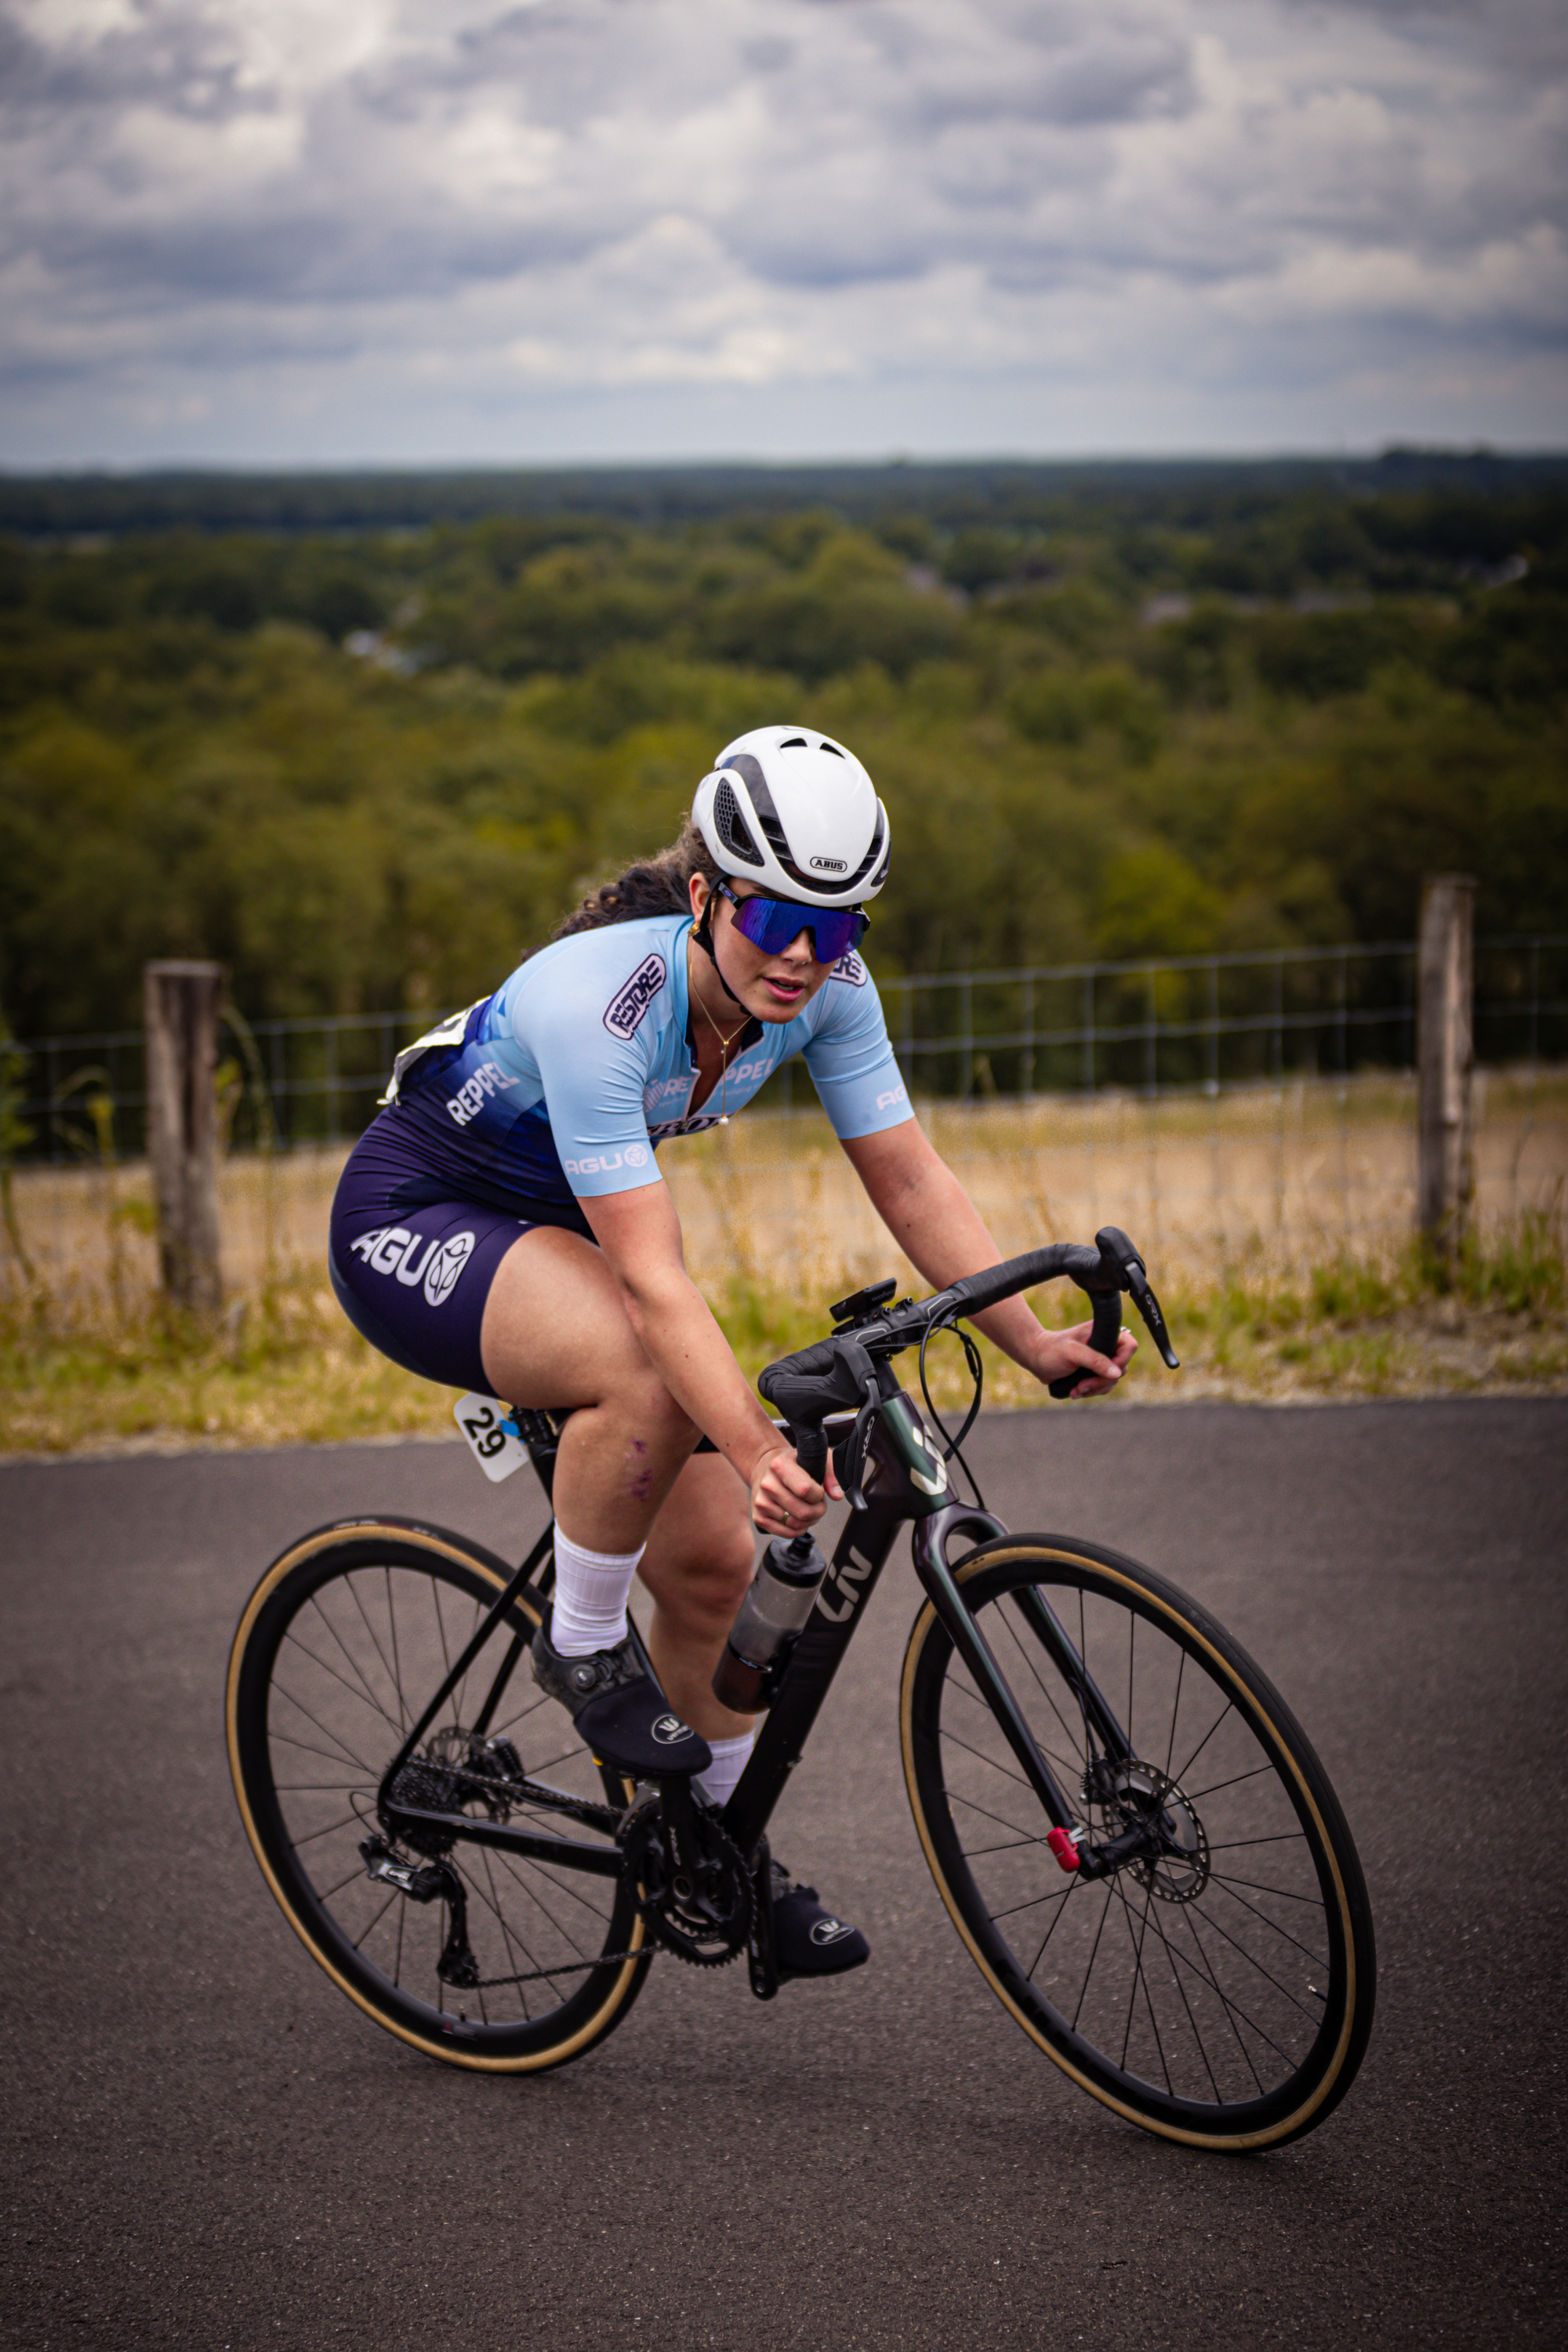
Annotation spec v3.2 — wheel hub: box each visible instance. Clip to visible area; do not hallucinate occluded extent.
[1080,1758,1210,1902]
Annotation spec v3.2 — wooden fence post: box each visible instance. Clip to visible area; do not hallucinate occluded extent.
[1417,875,1475,1266]
[143,960,223,1313]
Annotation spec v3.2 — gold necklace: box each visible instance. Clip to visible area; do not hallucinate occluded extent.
[689,956,749,1127]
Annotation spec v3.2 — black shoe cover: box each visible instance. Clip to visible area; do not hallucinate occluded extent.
[530,1620,711,1779]
[770,1864,870,1978]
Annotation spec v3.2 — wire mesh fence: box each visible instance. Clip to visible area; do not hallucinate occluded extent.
[7,936,1566,1167]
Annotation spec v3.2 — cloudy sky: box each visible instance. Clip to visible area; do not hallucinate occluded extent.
[2,0,1565,468]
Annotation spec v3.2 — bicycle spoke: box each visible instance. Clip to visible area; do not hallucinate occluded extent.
[1205,1876,1330,1975]
[290,1810,362,1848]
[345,1572,405,1726]
[353,1887,401,1954]
[491,1849,605,1951]
[385,1567,406,1735]
[1114,1875,1172,2094]
[274,1778,370,1794]
[990,1603,1092,1778]
[267,1683,380,1779]
[307,1591,397,1727]
[1180,1896,1321,2026]
[1026,1873,1085,1980]
[1070,1882,1116,2033]
[283,1626,401,1736]
[1183,1762,1278,1803]
[946,1682,1084,1790]
[946,1784,1051,1843]
[1163,1647,1185,1779]
[990,1881,1076,1926]
[1208,1871,1327,1907]
[938,1725,1038,1795]
[477,1849,532,2019]
[1171,1700,1235,1792]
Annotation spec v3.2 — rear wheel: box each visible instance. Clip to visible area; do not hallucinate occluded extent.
[227,1518,650,2071]
[901,1537,1374,2149]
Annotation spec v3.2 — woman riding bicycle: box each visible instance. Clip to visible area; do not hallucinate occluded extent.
[328,725,1134,1976]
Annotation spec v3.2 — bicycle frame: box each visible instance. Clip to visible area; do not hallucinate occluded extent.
[375,1391,1140,1908]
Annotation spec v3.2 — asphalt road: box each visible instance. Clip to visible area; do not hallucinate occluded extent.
[4,1398,1566,2352]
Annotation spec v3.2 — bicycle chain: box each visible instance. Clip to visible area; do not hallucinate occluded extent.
[382,1743,750,1984]
[406,1737,624,1835]
[468,1947,653,1989]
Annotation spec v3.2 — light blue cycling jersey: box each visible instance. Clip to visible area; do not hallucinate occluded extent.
[380,913,911,1225]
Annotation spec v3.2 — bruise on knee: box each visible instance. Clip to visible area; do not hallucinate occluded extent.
[623,1435,656,1502]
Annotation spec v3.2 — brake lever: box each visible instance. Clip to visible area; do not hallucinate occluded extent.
[1124,1262,1180,1370]
[836,1380,883,1514]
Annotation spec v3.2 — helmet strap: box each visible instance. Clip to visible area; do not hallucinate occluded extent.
[692,891,752,1014]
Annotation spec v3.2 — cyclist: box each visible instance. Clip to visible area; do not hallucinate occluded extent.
[329,725,1134,1977]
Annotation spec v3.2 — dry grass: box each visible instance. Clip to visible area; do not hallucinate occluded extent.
[2,1076,1564,1457]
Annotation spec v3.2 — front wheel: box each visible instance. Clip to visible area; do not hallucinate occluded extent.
[900,1537,1375,2149]
[227,1518,651,2072]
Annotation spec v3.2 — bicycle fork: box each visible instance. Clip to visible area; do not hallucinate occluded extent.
[909,1508,1147,1878]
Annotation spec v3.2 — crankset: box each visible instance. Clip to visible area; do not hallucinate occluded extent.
[617,1783,752,1967]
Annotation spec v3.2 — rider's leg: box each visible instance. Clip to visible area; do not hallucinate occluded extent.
[480,1228,762,1762]
[637,1450,757,1744]
[479,1223,702,1556]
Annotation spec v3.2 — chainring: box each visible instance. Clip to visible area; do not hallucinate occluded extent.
[617,1788,752,1967]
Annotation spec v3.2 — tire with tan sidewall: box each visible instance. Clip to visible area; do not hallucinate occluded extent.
[900,1535,1375,2151]
[227,1516,650,2073]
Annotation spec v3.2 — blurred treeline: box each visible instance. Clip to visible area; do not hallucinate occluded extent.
[2,455,1564,1039]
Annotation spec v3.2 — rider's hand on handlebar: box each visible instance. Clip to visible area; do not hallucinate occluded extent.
[750,1444,843,1538]
[1037,1319,1138,1399]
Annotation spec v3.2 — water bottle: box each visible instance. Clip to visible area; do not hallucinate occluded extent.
[711,1533,829,1712]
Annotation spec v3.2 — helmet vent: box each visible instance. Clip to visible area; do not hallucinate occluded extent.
[818,741,845,758]
[713,779,764,866]
[779,735,808,749]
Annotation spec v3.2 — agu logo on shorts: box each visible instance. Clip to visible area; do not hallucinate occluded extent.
[423,1232,476,1306]
[348,1224,477,1307]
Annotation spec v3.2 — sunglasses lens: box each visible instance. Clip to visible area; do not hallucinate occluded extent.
[731,894,866,963]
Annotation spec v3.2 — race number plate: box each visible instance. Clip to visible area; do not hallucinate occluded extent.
[453,1393,528,1483]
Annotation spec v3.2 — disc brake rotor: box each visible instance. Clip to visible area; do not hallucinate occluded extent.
[1081,1758,1210,1903]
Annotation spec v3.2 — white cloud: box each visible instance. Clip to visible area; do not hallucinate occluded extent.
[0,0,1563,463]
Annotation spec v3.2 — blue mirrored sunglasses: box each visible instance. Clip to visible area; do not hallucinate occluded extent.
[715,879,868,965]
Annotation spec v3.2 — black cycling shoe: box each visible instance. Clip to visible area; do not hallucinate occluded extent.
[529,1615,712,1779]
[769,1860,870,1979]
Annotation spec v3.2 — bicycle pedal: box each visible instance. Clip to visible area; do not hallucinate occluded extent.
[745,1839,780,2002]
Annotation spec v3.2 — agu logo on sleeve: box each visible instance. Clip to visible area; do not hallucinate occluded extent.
[423,1231,476,1306]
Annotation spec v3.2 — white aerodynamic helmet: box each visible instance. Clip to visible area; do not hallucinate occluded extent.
[692,726,891,909]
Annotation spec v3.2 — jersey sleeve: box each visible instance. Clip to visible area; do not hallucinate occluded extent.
[509,946,667,1198]
[801,956,913,1139]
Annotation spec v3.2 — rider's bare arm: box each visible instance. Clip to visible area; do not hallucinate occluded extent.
[579,1181,841,1533]
[840,1120,1135,1399]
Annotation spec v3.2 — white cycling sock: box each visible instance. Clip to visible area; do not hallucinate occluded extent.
[549,1526,645,1657]
[696,1731,755,1809]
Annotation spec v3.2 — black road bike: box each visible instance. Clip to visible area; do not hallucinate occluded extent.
[227,1229,1375,2150]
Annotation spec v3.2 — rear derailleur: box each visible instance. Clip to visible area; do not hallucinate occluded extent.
[359,1835,479,1988]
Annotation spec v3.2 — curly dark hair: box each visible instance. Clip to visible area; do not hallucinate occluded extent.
[554,818,724,938]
